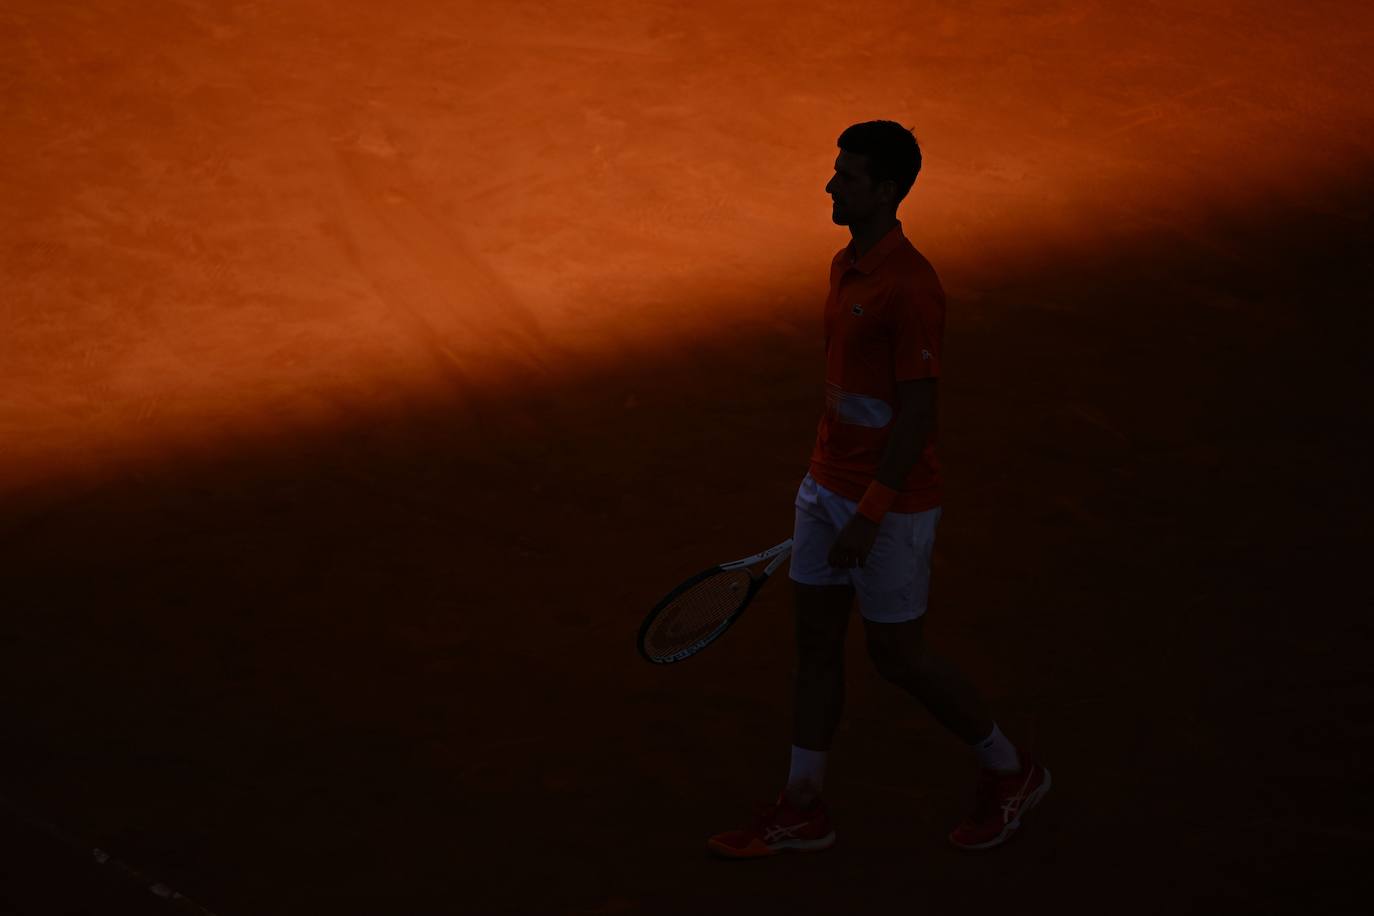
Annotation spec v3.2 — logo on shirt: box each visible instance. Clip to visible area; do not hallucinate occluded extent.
[922,348,932,360]
[851,303,864,316]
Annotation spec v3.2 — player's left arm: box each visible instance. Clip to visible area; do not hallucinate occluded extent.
[827,379,936,568]
[875,279,942,491]
[873,377,937,491]
[828,281,942,569]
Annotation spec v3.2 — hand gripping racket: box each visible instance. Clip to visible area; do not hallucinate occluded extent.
[637,538,793,664]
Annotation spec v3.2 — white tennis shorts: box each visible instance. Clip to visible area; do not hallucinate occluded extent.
[789,473,942,623]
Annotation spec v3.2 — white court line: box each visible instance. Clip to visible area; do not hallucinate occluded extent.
[0,792,223,915]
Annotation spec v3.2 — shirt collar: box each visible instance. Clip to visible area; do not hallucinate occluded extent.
[843,220,906,275]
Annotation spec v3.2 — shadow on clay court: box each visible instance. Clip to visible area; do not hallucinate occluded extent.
[1,179,1370,915]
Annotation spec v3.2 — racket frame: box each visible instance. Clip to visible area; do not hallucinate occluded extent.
[637,538,793,664]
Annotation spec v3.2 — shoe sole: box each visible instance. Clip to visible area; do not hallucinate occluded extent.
[949,767,1052,851]
[707,831,837,858]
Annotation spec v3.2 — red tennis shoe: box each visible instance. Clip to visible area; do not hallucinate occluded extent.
[707,792,837,858]
[949,753,1052,850]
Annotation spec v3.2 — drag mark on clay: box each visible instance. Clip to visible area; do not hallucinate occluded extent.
[1099,77,1237,138]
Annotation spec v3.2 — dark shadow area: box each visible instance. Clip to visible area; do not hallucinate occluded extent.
[2,178,1370,914]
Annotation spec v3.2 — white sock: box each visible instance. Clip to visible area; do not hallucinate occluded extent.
[972,723,1021,774]
[787,745,827,799]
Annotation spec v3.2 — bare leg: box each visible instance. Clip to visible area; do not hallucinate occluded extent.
[789,582,854,805]
[863,617,994,746]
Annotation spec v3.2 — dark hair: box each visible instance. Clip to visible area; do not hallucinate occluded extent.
[837,121,922,208]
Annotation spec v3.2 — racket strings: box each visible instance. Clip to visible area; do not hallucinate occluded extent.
[645,568,753,659]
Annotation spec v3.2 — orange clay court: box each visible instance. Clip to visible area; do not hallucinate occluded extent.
[1,1,1371,913]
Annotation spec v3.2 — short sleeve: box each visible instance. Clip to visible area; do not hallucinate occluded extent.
[889,281,944,380]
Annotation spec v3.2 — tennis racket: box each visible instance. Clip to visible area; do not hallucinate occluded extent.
[637,538,793,664]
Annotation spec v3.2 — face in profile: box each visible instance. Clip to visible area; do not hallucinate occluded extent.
[826,149,892,227]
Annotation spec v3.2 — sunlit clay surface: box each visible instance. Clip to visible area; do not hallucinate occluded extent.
[3,1,1370,494]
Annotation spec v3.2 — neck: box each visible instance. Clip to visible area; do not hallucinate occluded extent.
[849,214,899,260]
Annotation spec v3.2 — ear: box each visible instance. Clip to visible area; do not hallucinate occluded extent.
[878,178,898,207]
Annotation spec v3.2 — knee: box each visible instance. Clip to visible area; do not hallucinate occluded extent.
[866,634,923,684]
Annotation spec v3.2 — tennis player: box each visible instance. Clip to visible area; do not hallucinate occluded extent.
[708,121,1050,856]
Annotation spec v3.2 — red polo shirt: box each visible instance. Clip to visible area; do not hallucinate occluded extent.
[808,221,946,513]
